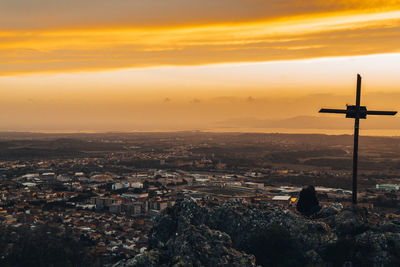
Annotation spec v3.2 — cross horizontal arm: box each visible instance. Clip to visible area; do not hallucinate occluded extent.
[367,110,397,116]
[319,108,347,114]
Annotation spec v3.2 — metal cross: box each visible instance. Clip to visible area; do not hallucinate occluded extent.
[319,74,397,204]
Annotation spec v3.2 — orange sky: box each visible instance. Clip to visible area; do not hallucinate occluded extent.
[1,1,400,132]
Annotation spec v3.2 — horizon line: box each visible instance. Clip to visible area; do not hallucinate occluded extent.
[0,129,399,138]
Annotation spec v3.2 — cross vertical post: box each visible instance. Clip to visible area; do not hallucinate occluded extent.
[319,74,397,205]
[352,74,361,204]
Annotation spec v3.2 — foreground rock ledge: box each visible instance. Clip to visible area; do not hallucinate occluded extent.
[115,199,400,267]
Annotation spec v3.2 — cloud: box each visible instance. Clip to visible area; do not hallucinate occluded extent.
[1,9,400,75]
[0,1,399,75]
[191,98,201,104]
[247,96,255,102]
[1,1,399,30]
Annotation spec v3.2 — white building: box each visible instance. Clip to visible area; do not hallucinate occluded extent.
[130,182,143,189]
[376,184,400,191]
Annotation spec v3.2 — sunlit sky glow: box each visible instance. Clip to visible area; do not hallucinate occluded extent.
[1,0,400,132]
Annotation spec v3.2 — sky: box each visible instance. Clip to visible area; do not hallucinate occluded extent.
[1,0,400,133]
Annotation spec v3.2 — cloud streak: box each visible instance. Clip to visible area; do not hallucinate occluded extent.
[1,5,400,75]
[1,1,399,30]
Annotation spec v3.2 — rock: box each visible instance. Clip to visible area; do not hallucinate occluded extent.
[315,203,343,218]
[305,249,323,264]
[374,222,400,233]
[117,198,400,267]
[328,208,370,237]
[355,231,400,266]
[342,261,353,267]
[135,199,256,267]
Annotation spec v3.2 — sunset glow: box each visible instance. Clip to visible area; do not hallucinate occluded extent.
[1,0,400,132]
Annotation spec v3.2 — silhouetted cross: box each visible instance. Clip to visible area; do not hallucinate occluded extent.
[319,74,397,204]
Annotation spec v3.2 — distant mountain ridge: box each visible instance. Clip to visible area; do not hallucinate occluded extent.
[216,115,400,130]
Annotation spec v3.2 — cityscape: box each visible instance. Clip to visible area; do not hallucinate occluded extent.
[2,1,400,266]
[1,132,399,265]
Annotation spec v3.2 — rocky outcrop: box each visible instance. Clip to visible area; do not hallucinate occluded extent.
[117,199,400,267]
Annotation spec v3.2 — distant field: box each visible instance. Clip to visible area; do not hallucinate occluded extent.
[0,132,399,175]
[0,138,125,160]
